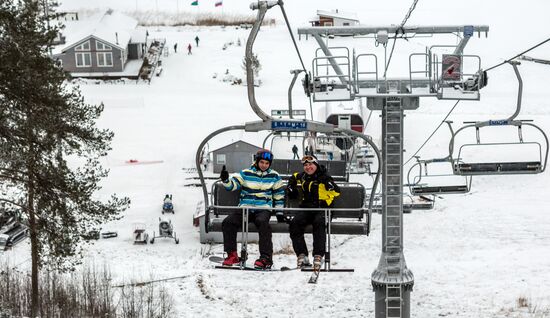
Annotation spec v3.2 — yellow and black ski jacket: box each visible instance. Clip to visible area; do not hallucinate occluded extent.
[286,167,340,208]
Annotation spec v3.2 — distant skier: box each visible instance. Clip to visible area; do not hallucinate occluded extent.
[173,43,177,53]
[195,35,200,47]
[187,43,192,55]
[292,144,299,159]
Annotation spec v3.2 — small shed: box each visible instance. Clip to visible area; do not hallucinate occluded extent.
[212,141,262,173]
[310,10,359,27]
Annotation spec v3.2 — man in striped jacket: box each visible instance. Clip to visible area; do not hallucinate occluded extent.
[220,149,285,269]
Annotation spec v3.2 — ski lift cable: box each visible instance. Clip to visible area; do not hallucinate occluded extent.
[485,37,550,72]
[404,100,460,165]
[383,0,420,78]
[278,3,307,73]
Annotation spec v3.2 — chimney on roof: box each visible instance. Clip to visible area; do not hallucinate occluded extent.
[115,32,119,45]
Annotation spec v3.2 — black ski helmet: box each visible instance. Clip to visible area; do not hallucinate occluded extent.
[254,149,274,168]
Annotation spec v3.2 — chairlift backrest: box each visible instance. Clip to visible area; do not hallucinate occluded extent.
[271,159,348,181]
[212,181,365,219]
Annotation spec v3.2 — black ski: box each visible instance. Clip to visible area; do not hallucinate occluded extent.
[308,258,323,284]
[208,255,226,263]
[308,269,320,283]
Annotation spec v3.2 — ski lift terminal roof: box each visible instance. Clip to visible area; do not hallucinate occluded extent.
[312,9,359,22]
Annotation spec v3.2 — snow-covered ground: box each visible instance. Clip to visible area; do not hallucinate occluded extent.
[3,1,550,317]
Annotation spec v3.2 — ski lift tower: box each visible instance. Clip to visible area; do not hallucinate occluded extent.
[298,24,489,317]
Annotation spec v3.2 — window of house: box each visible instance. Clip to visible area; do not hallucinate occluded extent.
[343,22,350,26]
[75,41,90,51]
[75,52,91,67]
[97,52,113,67]
[216,154,226,164]
[96,41,112,51]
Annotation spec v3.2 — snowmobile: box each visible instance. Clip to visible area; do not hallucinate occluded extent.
[133,222,148,244]
[162,194,174,214]
[150,217,179,244]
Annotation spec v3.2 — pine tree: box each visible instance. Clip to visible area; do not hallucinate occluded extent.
[0,1,130,315]
[242,52,262,77]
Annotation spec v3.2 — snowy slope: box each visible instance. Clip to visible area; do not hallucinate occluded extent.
[3,1,550,317]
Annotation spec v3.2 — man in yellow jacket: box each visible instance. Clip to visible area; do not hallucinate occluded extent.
[286,155,340,270]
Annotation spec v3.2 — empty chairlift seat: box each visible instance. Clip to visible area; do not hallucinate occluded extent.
[407,159,472,195]
[410,183,469,195]
[454,161,542,175]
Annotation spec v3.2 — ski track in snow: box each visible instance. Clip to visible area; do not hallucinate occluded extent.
[3,1,550,317]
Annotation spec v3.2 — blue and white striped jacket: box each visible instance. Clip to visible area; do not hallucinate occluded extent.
[222,166,285,209]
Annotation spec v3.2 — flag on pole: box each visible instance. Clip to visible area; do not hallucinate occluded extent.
[215,0,222,7]
[191,0,198,5]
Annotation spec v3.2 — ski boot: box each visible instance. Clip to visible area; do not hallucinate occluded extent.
[254,255,273,270]
[313,255,323,271]
[297,253,311,268]
[222,251,240,266]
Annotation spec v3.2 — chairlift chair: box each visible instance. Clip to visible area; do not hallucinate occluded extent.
[451,61,549,176]
[453,121,548,175]
[403,194,435,212]
[408,157,472,195]
[407,121,472,195]
[194,0,382,270]
[0,223,29,251]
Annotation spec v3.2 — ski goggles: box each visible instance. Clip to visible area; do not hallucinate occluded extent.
[256,151,273,161]
[301,155,318,164]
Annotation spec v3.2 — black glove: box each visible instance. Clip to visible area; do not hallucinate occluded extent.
[288,177,297,188]
[287,177,297,192]
[220,165,229,182]
[286,184,298,199]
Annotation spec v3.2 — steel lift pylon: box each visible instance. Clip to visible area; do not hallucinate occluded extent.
[298,22,489,318]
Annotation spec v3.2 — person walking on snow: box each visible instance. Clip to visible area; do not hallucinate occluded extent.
[173,43,177,53]
[286,155,340,270]
[195,35,200,47]
[220,149,285,270]
[187,43,192,55]
[292,144,299,159]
